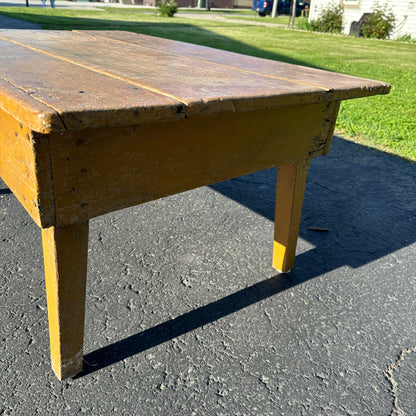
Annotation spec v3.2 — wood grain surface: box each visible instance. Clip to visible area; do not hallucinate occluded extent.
[0,30,390,133]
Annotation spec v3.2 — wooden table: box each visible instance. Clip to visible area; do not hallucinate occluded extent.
[0,30,390,380]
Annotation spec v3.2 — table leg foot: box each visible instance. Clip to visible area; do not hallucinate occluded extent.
[273,159,311,273]
[41,222,89,380]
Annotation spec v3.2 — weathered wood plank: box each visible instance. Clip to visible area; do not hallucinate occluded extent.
[0,31,336,119]
[0,37,184,132]
[0,30,389,132]
[79,31,391,100]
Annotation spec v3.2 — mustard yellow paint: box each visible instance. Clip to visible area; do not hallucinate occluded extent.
[273,159,311,273]
[48,103,334,226]
[273,241,292,273]
[42,222,89,380]
[0,108,55,228]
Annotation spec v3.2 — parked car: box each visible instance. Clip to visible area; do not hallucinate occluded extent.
[252,0,308,17]
[252,0,272,16]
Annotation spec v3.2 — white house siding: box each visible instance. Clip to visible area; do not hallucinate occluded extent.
[391,1,416,38]
[308,0,332,21]
[309,0,416,39]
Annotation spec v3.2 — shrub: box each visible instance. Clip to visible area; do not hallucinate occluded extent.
[361,4,395,39]
[157,0,178,17]
[396,34,416,43]
[310,3,343,33]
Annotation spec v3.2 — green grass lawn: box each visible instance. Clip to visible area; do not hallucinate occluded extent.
[0,6,415,161]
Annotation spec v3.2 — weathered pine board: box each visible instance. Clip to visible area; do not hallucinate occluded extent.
[0,37,183,132]
[0,30,388,131]
[77,31,391,100]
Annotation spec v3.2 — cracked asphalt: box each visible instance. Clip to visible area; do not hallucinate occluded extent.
[1,4,416,415]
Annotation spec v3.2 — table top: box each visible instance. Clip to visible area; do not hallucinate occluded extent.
[0,30,390,133]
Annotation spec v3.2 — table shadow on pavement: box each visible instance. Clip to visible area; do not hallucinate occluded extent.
[77,136,416,377]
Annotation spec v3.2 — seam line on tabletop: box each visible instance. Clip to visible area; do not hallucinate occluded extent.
[0,35,190,108]
[74,30,331,92]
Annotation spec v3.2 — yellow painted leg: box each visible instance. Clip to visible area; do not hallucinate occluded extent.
[41,222,89,380]
[273,159,311,273]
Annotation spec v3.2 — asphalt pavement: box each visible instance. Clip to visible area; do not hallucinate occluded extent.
[1,3,416,415]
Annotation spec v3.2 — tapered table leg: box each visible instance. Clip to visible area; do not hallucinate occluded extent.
[273,159,311,273]
[41,222,89,380]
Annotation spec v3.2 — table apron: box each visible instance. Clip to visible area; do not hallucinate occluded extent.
[1,101,339,228]
[49,102,339,226]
